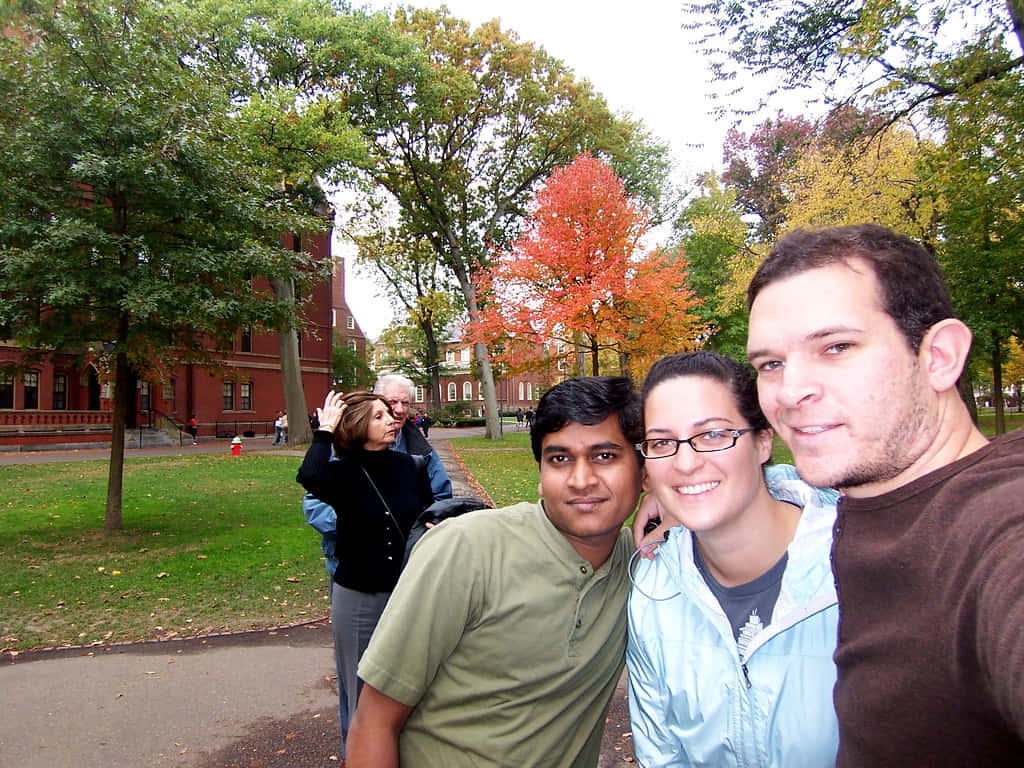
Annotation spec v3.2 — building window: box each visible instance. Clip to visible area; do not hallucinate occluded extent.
[447,382,457,402]
[518,381,525,401]
[241,328,252,353]
[415,386,425,403]
[139,381,151,412]
[166,379,175,402]
[446,349,455,363]
[24,371,39,409]
[461,348,470,363]
[346,315,355,330]
[240,382,252,411]
[348,339,358,351]
[527,382,533,401]
[222,382,234,411]
[463,381,472,401]
[478,382,484,400]
[0,373,13,409]
[53,374,67,410]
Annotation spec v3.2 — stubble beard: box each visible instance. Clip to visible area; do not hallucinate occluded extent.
[827,381,934,494]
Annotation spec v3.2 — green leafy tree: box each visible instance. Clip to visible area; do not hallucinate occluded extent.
[183,0,389,448]
[349,213,463,410]
[689,0,1024,123]
[331,338,373,392]
[672,173,752,359]
[0,0,320,529]
[922,71,1024,433]
[341,7,672,438]
[373,317,460,412]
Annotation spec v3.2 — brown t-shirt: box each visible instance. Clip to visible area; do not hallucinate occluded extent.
[833,428,1024,766]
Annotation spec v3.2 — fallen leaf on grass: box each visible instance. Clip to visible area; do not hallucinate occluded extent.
[155,573,168,579]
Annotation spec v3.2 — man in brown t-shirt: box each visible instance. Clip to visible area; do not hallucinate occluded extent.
[745,224,1024,765]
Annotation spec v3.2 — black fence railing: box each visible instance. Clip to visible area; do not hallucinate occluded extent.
[214,420,275,439]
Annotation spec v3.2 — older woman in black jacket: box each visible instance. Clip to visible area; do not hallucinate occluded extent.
[297,390,432,747]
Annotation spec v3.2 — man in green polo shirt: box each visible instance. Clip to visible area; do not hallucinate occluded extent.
[346,376,644,768]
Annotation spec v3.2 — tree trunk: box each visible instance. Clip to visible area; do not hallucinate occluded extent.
[958,372,979,426]
[1007,0,1024,54]
[453,265,501,438]
[271,274,312,447]
[619,350,632,382]
[421,318,442,416]
[590,336,600,376]
[993,332,1005,435]
[573,331,585,377]
[104,349,129,531]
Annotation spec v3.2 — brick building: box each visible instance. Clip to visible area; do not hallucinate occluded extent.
[372,339,553,418]
[0,231,359,449]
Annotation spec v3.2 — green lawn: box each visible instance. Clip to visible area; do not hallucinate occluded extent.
[4,409,1021,654]
[451,431,538,507]
[1,454,326,653]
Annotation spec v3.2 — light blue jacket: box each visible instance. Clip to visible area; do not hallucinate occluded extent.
[627,465,839,768]
[303,492,338,577]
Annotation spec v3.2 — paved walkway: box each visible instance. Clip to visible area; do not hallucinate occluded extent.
[0,428,635,768]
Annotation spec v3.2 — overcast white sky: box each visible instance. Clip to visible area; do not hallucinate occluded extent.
[342,0,769,338]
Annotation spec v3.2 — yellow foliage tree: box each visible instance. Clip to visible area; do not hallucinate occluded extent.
[782,121,944,243]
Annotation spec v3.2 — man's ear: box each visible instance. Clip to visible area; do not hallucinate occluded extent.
[537,480,543,498]
[920,318,972,393]
[642,466,651,493]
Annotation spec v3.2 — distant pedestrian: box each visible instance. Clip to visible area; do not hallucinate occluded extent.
[273,411,285,445]
[516,408,524,431]
[188,415,198,445]
[524,407,534,429]
[420,412,432,438]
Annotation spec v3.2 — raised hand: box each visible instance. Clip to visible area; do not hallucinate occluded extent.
[317,391,347,432]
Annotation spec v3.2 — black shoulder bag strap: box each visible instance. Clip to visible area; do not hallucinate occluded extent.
[361,466,408,539]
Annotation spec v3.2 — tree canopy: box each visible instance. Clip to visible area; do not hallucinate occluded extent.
[689,0,1024,123]
[0,0,325,527]
[338,7,673,436]
[471,154,699,379]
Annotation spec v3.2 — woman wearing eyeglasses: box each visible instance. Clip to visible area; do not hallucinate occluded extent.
[627,351,839,767]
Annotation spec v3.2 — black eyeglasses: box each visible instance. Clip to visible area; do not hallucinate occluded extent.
[636,428,757,458]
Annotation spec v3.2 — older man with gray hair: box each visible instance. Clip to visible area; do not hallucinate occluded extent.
[374,373,452,501]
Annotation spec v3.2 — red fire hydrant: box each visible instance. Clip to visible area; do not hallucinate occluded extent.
[231,436,242,457]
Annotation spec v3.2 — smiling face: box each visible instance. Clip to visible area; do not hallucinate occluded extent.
[363,399,398,451]
[539,414,643,564]
[747,259,937,496]
[643,375,772,537]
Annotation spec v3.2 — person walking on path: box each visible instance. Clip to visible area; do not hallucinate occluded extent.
[273,411,285,445]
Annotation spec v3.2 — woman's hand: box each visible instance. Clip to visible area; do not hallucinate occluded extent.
[317,391,346,433]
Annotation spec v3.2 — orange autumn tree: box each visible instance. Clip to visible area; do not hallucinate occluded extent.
[470,153,700,378]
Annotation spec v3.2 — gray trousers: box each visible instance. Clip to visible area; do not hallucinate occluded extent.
[331,584,390,752]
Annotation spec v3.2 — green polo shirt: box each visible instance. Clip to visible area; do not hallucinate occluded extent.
[357,501,632,767]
